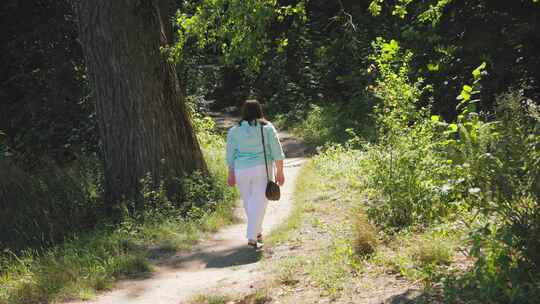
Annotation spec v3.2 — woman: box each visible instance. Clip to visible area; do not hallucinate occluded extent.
[226,99,285,249]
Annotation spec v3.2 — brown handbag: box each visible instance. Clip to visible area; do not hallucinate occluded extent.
[260,123,281,201]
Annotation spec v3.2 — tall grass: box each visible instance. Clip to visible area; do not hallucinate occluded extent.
[0,156,103,251]
[0,206,234,303]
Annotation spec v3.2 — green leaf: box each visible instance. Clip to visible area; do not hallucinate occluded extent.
[431,115,440,122]
[448,123,458,132]
[457,84,473,101]
[457,91,471,101]
[427,63,440,72]
[368,0,383,16]
[472,62,487,80]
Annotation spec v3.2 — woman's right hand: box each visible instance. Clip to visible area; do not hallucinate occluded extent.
[276,170,285,186]
[275,160,285,186]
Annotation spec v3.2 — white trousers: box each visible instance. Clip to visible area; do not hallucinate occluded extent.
[235,165,273,241]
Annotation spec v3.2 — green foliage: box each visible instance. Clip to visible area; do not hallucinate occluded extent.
[370,38,428,136]
[450,90,540,303]
[411,235,454,266]
[312,145,365,188]
[369,0,539,21]
[441,70,540,293]
[490,90,539,203]
[277,257,304,286]
[0,206,217,304]
[287,103,376,147]
[300,149,365,297]
[287,141,465,296]
[270,148,366,298]
[309,234,359,297]
[369,0,453,24]
[274,10,538,297]
[364,39,458,229]
[364,40,540,300]
[1,0,539,302]
[187,96,227,151]
[365,0,540,124]
[173,0,305,72]
[363,125,459,229]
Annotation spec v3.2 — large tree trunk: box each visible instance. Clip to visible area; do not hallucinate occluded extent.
[74,0,207,207]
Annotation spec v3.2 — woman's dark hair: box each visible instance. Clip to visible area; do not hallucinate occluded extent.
[240,99,267,125]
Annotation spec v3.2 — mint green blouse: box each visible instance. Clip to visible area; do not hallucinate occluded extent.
[226,121,285,170]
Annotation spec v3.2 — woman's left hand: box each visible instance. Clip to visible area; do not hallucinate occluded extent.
[227,167,236,187]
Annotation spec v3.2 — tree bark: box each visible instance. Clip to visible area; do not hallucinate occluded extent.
[74,0,207,207]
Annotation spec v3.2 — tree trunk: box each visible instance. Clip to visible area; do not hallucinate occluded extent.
[157,0,174,42]
[74,0,207,207]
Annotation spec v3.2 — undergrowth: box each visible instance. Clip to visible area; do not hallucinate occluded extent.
[278,38,539,303]
[274,101,376,148]
[250,81,537,304]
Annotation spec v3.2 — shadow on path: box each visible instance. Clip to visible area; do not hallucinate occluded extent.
[206,246,263,268]
[158,244,262,270]
[385,288,437,304]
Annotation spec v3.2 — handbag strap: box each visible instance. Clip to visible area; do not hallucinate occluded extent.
[259,121,270,182]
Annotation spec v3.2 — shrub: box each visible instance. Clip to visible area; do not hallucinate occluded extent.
[363,39,461,230]
[363,120,460,230]
[291,102,376,147]
[461,90,540,293]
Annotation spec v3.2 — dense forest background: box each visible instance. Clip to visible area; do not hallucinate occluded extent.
[3,0,539,165]
[1,0,539,303]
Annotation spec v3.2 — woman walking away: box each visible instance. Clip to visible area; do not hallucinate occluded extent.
[226,99,285,249]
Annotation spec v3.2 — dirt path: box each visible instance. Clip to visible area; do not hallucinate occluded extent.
[69,113,308,304]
